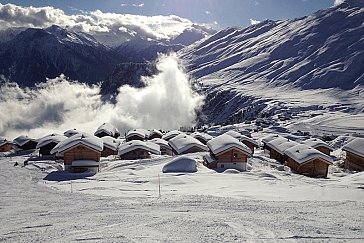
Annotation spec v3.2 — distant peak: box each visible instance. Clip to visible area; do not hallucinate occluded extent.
[337,0,364,7]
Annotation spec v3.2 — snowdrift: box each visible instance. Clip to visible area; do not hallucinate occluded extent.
[162,156,197,173]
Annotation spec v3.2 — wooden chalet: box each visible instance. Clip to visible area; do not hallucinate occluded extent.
[150,138,173,156]
[191,132,213,145]
[13,135,38,151]
[302,138,333,155]
[51,133,103,172]
[94,123,120,138]
[126,129,149,142]
[101,136,120,157]
[203,134,252,171]
[239,135,259,154]
[168,134,208,155]
[266,137,298,163]
[118,140,160,160]
[342,138,364,171]
[36,134,66,157]
[162,130,182,141]
[0,137,15,152]
[260,134,280,153]
[284,144,333,177]
[148,129,163,140]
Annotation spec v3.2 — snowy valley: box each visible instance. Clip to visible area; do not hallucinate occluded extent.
[0,0,364,242]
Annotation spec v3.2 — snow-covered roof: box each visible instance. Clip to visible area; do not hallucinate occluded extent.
[126,129,150,140]
[168,134,208,154]
[72,160,100,167]
[203,154,217,164]
[149,129,163,137]
[302,138,333,151]
[207,134,252,156]
[13,135,37,146]
[162,156,197,173]
[0,136,14,146]
[191,132,213,142]
[118,140,160,155]
[266,137,299,155]
[36,133,67,149]
[101,136,120,151]
[51,133,103,155]
[63,128,83,138]
[342,138,364,158]
[162,130,183,140]
[261,134,280,144]
[239,135,259,147]
[94,123,119,137]
[224,130,242,140]
[150,138,170,149]
[285,144,333,165]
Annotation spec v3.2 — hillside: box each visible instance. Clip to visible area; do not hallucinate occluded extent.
[180,0,364,124]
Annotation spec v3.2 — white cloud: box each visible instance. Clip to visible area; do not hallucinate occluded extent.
[121,3,144,7]
[205,11,211,15]
[334,0,345,5]
[0,3,195,39]
[250,18,261,25]
[0,54,204,139]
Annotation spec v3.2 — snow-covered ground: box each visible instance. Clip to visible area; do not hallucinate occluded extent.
[1,145,363,242]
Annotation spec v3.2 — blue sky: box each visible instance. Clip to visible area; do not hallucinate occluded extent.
[0,0,336,29]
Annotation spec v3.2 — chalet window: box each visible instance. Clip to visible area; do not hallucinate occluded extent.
[233,153,239,158]
[233,163,236,165]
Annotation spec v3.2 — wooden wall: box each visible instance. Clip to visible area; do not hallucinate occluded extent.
[242,141,255,153]
[63,145,101,166]
[19,141,38,150]
[316,146,331,156]
[345,152,364,171]
[160,146,173,156]
[215,148,247,163]
[101,147,117,157]
[126,135,144,142]
[39,142,57,156]
[286,157,329,177]
[0,143,14,152]
[269,149,286,163]
[120,148,151,160]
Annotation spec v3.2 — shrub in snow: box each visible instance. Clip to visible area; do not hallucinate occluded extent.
[162,156,197,173]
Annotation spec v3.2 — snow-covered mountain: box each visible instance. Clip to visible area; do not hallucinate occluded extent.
[180,0,364,124]
[0,23,213,87]
[0,25,118,86]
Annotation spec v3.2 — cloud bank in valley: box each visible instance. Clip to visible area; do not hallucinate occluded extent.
[0,54,204,139]
[0,3,197,40]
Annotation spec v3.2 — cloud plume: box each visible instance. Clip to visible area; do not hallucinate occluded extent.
[0,54,204,139]
[0,3,196,40]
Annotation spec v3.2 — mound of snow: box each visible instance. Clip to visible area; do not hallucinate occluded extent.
[222,169,241,174]
[162,156,197,173]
